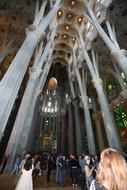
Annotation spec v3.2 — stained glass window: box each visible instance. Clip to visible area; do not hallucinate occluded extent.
[114,106,127,129]
[107,82,119,102]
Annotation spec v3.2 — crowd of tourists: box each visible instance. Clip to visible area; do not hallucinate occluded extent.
[0,148,127,190]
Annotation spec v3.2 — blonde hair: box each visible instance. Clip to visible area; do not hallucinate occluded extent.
[97,148,127,190]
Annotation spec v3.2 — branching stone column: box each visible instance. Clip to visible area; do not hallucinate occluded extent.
[60,111,66,154]
[72,50,96,155]
[83,1,127,77]
[19,53,54,152]
[92,113,105,153]
[22,35,56,149]
[92,98,105,153]
[5,38,55,170]
[56,89,61,153]
[26,96,40,152]
[67,97,74,154]
[5,66,42,170]
[78,28,122,152]
[0,0,61,141]
[57,121,61,153]
[68,64,82,155]
[92,78,122,151]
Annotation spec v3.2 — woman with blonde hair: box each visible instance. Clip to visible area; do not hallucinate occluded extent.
[90,148,127,190]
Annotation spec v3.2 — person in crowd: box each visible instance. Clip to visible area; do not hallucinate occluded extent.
[56,153,61,183]
[69,154,79,187]
[19,153,31,175]
[11,155,21,175]
[32,155,38,168]
[94,155,99,169]
[46,153,54,182]
[85,155,95,189]
[32,158,41,183]
[15,156,34,190]
[90,148,127,190]
[58,155,68,187]
[0,154,10,174]
[40,153,47,174]
[20,153,31,168]
[79,154,86,189]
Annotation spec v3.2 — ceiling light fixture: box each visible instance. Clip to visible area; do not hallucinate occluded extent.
[71,1,75,6]
[77,17,83,24]
[63,34,67,38]
[57,11,62,17]
[67,14,72,20]
[72,37,76,42]
[65,25,70,30]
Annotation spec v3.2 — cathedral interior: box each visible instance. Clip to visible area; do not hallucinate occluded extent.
[0,0,127,171]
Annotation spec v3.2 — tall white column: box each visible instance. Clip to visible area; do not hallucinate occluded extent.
[78,29,122,152]
[6,48,53,169]
[0,0,61,141]
[60,111,66,154]
[92,98,105,153]
[68,66,82,155]
[5,3,60,170]
[72,50,96,155]
[92,113,105,153]
[19,51,53,153]
[67,98,75,154]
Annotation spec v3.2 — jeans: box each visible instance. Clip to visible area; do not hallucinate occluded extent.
[71,168,78,185]
[59,168,66,186]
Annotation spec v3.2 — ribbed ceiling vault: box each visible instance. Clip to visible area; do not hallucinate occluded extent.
[0,0,127,79]
[54,0,87,65]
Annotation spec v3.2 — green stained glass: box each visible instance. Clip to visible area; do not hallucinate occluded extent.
[114,106,127,129]
[108,84,112,90]
[107,82,120,103]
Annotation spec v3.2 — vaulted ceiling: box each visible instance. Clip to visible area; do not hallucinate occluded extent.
[0,0,127,82]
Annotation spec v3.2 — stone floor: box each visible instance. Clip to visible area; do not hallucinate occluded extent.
[0,171,82,190]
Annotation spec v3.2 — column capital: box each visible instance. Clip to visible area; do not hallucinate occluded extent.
[26,25,45,43]
[92,78,103,88]
[28,24,36,31]
[80,95,88,103]
[111,49,127,63]
[29,66,42,79]
[26,24,36,36]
